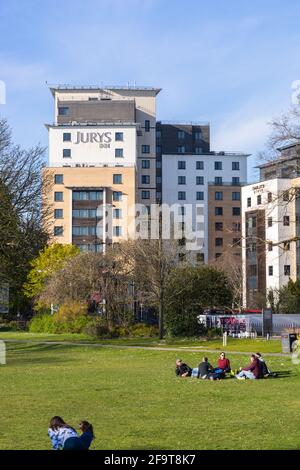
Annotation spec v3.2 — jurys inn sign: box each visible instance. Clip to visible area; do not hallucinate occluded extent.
[74,131,112,148]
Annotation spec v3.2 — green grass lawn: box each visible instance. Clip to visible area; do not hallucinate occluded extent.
[0,341,299,450]
[0,331,282,353]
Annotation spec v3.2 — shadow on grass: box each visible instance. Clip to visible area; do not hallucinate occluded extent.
[6,343,78,366]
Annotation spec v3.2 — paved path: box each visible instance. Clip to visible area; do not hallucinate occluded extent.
[1,338,290,357]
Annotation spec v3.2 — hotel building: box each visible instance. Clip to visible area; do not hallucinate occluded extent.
[45,84,249,263]
[242,142,300,307]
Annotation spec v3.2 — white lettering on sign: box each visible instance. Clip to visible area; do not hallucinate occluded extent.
[74,132,112,146]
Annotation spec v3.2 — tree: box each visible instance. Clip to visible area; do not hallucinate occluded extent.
[165,265,233,336]
[0,118,53,313]
[212,249,243,310]
[23,243,80,303]
[119,239,182,339]
[268,280,300,314]
[38,249,135,330]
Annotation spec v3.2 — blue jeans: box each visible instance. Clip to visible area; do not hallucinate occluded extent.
[191,368,199,377]
[236,370,256,380]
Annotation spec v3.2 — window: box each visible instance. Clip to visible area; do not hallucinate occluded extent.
[215,222,223,231]
[145,120,150,132]
[196,161,204,170]
[54,209,63,219]
[178,161,186,170]
[232,192,240,201]
[72,191,102,201]
[54,191,63,202]
[141,190,150,199]
[283,190,289,201]
[257,195,262,205]
[178,130,185,139]
[63,148,71,158]
[215,161,222,170]
[72,226,98,236]
[196,253,204,263]
[115,148,124,158]
[178,191,186,201]
[268,217,272,227]
[194,131,202,140]
[215,191,223,201]
[115,132,123,141]
[247,197,251,207]
[268,192,272,203]
[250,265,257,276]
[284,265,291,276]
[113,226,122,237]
[54,226,63,236]
[58,107,69,116]
[196,192,204,200]
[268,266,273,276]
[233,238,241,246]
[215,238,223,247]
[156,160,162,168]
[156,176,162,184]
[232,207,240,216]
[63,133,71,142]
[268,242,273,251]
[142,175,150,184]
[215,253,222,259]
[215,207,223,216]
[113,191,123,201]
[156,145,161,153]
[54,174,63,184]
[232,177,240,185]
[156,130,161,139]
[195,147,203,154]
[232,222,241,232]
[178,176,186,185]
[177,146,185,153]
[113,174,122,184]
[283,216,290,226]
[142,145,150,154]
[232,162,240,171]
[72,209,98,218]
[142,160,150,169]
[196,176,204,185]
[113,209,122,219]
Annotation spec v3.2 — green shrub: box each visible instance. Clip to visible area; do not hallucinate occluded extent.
[129,323,158,337]
[83,317,110,338]
[29,314,56,333]
[165,308,204,337]
[205,327,222,339]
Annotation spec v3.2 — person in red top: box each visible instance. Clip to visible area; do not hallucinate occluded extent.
[236,354,261,380]
[217,352,231,373]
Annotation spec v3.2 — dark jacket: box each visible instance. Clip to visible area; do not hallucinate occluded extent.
[242,358,260,378]
[175,363,192,377]
[197,361,213,378]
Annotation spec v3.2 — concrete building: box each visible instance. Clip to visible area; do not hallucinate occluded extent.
[242,142,300,307]
[45,85,160,250]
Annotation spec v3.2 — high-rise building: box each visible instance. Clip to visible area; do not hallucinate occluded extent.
[242,142,300,307]
[44,85,161,251]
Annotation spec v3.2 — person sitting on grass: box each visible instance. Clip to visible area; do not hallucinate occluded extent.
[175,359,193,377]
[79,420,95,450]
[255,352,272,378]
[217,352,231,373]
[48,416,85,450]
[197,357,219,380]
[235,354,261,380]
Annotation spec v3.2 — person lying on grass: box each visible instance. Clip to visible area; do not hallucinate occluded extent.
[235,354,261,380]
[48,416,94,450]
[175,359,199,377]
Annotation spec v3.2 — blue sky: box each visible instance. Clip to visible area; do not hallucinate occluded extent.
[1,0,300,180]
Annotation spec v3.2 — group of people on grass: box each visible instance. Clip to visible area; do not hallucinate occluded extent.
[48,416,94,450]
[175,352,272,381]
